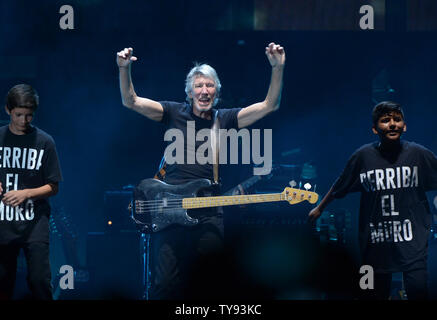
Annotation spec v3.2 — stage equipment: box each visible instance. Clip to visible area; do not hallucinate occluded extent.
[104,187,137,232]
[85,231,142,299]
[103,186,151,300]
[50,206,89,299]
[316,208,352,245]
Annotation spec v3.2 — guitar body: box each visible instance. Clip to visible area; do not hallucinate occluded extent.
[132,178,215,233]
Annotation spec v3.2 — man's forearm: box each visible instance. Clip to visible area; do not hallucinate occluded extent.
[119,65,137,108]
[236,65,285,128]
[264,65,284,112]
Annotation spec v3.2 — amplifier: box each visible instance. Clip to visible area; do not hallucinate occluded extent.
[103,189,137,232]
[84,231,143,299]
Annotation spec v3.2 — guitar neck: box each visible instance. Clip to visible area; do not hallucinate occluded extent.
[182,193,285,209]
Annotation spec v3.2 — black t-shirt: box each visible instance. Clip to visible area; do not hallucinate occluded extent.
[0,126,63,244]
[331,140,437,272]
[159,101,241,185]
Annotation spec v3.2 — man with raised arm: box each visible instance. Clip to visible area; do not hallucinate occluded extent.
[117,43,285,299]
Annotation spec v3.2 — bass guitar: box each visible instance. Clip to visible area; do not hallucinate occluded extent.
[129,178,319,233]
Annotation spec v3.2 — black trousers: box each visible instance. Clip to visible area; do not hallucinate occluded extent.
[0,242,52,300]
[361,268,428,300]
[149,214,225,300]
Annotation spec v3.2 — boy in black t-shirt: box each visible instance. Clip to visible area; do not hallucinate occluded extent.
[0,84,62,300]
[309,101,437,300]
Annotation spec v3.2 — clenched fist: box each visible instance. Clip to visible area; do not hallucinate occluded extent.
[265,42,285,68]
[116,47,138,68]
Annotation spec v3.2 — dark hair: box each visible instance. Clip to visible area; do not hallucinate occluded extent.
[5,84,39,112]
[372,101,404,126]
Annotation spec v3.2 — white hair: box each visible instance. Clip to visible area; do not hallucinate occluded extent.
[184,63,221,106]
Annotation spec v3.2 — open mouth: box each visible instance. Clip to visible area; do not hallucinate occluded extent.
[387,131,400,137]
[198,98,211,105]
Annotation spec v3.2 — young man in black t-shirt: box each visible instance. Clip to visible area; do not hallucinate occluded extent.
[0,84,62,300]
[309,101,437,300]
[117,44,285,299]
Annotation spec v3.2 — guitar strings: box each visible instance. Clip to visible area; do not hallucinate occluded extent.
[133,194,288,205]
[131,187,311,213]
[135,203,256,214]
[135,207,219,214]
[133,194,292,207]
[130,191,311,216]
[134,199,288,214]
[134,196,285,208]
[134,198,269,206]
[131,191,309,215]
[133,196,291,213]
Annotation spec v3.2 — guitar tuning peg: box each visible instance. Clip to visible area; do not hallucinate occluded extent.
[313,184,317,192]
[304,183,311,191]
[289,180,297,188]
[299,181,302,189]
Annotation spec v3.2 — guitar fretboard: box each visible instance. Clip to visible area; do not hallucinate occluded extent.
[182,193,285,209]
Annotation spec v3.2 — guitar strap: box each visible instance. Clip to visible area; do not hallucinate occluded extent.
[153,154,167,181]
[211,109,220,185]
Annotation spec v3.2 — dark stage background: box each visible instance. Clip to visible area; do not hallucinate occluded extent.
[1,0,437,299]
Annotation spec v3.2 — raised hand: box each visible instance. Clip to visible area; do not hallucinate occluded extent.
[116,47,138,68]
[265,42,285,68]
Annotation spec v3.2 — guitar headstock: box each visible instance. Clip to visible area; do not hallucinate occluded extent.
[282,187,319,204]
